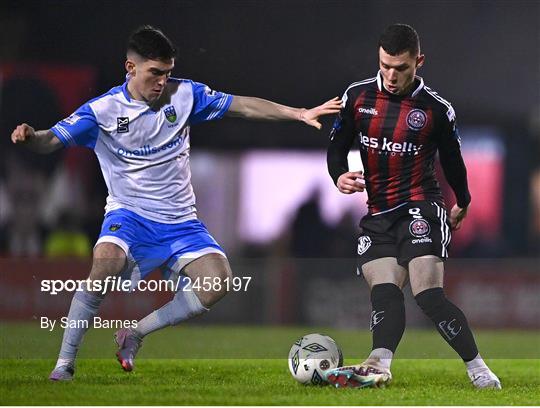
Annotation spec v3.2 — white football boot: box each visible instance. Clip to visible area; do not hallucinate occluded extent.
[468,367,502,389]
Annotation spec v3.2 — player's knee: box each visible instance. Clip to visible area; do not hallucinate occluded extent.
[89,242,127,282]
[197,272,230,307]
[362,258,407,290]
[415,287,446,317]
[94,242,126,259]
[207,256,233,289]
[371,283,404,305]
[217,261,233,281]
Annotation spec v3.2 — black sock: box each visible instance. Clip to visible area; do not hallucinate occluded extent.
[370,283,406,353]
[415,287,478,361]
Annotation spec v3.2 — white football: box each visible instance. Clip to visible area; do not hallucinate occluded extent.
[288,333,343,385]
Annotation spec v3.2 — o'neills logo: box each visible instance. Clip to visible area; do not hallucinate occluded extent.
[358,107,378,115]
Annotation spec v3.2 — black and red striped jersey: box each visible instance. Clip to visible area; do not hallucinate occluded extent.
[327,71,471,214]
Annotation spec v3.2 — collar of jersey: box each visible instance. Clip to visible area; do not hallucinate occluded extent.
[121,81,152,107]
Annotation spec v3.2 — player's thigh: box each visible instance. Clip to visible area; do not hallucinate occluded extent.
[357,213,406,289]
[408,255,444,296]
[362,257,408,290]
[182,253,233,306]
[96,208,171,283]
[89,242,127,282]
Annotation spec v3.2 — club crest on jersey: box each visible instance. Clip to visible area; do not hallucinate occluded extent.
[109,223,122,232]
[409,219,430,237]
[406,109,427,131]
[357,236,372,255]
[164,106,177,123]
[117,117,129,133]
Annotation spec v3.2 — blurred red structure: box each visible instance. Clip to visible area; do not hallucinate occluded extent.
[1,258,538,329]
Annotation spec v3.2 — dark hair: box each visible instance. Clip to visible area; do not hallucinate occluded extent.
[127,25,176,60]
[378,24,420,56]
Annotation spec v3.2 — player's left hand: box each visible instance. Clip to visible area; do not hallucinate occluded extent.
[300,97,342,130]
[449,204,468,231]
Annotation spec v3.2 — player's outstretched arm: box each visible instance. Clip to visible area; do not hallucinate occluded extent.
[11,123,63,154]
[226,96,342,130]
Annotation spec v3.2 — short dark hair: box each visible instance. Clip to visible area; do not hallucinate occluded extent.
[127,25,176,61]
[378,24,420,56]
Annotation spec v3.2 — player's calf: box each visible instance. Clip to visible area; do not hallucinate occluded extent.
[114,289,208,372]
[370,283,406,354]
[415,287,478,361]
[51,243,126,380]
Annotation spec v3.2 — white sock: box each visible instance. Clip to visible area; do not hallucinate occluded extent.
[54,357,74,369]
[134,289,208,338]
[58,290,103,359]
[368,348,393,369]
[465,354,489,371]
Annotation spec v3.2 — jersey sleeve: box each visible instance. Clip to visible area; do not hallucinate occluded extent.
[436,107,471,208]
[188,81,233,125]
[50,103,99,149]
[327,89,356,185]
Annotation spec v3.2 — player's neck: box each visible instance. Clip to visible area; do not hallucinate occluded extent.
[126,82,146,103]
[399,81,415,95]
[383,79,416,96]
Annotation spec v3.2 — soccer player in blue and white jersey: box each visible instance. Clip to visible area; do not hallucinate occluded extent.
[11,25,342,381]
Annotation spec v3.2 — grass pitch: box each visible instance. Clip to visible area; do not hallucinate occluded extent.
[1,323,539,405]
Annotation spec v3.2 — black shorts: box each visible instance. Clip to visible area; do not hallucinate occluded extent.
[357,201,451,268]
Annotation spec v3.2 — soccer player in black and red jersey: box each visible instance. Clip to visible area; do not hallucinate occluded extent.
[324,24,501,389]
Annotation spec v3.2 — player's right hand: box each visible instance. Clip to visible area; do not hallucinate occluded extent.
[337,171,365,194]
[11,123,35,144]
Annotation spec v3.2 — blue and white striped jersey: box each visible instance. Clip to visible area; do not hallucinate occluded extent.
[51,78,233,223]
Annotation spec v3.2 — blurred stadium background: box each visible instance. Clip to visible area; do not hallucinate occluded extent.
[0,0,539,357]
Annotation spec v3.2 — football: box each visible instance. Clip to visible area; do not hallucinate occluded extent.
[287,333,343,385]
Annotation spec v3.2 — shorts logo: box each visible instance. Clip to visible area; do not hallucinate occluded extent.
[357,236,372,255]
[406,109,427,131]
[409,219,430,237]
[109,223,122,232]
[117,117,129,133]
[164,106,177,123]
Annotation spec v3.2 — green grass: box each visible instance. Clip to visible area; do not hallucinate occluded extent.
[1,323,539,405]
